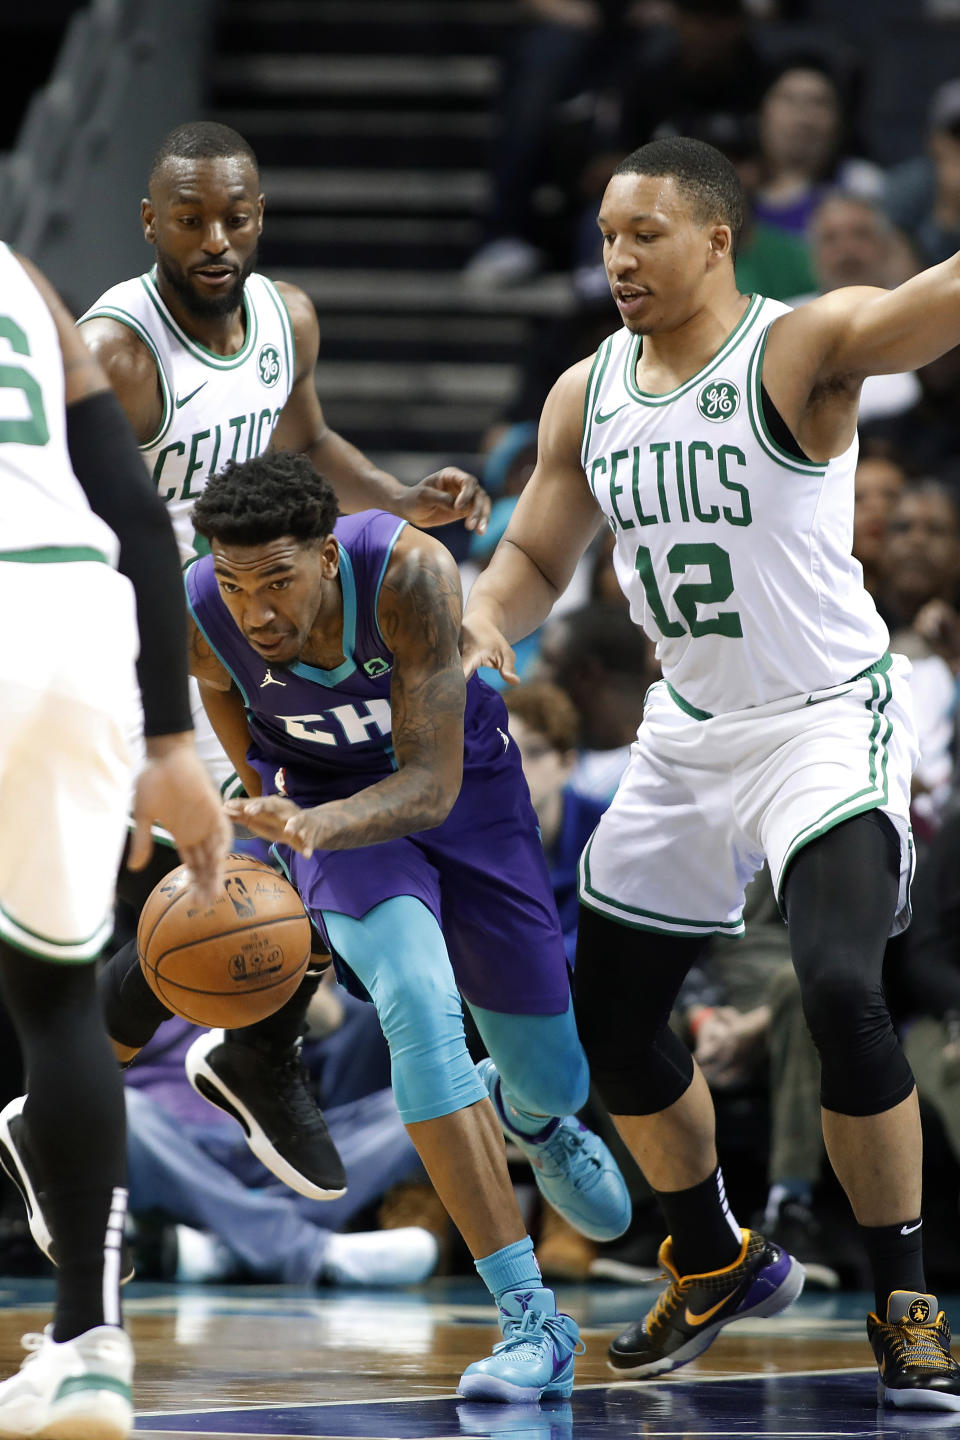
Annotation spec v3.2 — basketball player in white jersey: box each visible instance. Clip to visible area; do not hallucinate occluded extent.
[72,121,490,1209]
[462,136,960,1411]
[0,246,229,1437]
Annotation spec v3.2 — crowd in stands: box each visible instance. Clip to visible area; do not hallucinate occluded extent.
[4,0,960,1300]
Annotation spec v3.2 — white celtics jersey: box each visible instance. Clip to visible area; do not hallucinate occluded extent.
[0,243,118,563]
[581,294,889,716]
[79,268,295,563]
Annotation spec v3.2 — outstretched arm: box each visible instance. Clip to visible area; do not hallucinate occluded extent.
[271,281,489,532]
[461,357,603,681]
[764,251,960,462]
[226,527,466,855]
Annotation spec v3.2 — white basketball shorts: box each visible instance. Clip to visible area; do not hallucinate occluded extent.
[578,652,918,938]
[0,560,139,961]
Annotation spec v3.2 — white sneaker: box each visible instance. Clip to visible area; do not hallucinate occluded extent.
[321,1226,439,1287]
[462,237,542,289]
[0,1326,133,1439]
[173,1226,236,1284]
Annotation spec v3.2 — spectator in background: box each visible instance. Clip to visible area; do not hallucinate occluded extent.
[861,342,960,497]
[503,682,607,965]
[879,482,960,838]
[853,443,908,601]
[753,62,883,239]
[123,1000,442,1289]
[884,79,960,270]
[532,604,658,803]
[798,194,920,422]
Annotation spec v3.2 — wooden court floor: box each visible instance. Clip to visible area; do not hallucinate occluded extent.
[0,1277,956,1438]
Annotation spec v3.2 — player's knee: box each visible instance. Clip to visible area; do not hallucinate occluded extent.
[498,1050,589,1119]
[590,1025,695,1117]
[796,952,912,1114]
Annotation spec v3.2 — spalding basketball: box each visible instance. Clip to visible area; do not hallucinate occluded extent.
[137,855,311,1028]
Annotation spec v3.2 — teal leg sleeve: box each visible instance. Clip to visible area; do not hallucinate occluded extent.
[323,897,486,1125]
[466,997,589,1118]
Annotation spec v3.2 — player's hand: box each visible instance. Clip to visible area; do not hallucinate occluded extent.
[400,467,491,534]
[460,614,520,683]
[224,794,302,846]
[130,735,231,907]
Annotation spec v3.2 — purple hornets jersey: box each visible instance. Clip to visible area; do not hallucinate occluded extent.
[186,510,506,803]
[186,509,570,1015]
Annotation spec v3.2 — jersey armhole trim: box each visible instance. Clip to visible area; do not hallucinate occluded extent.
[581,337,614,467]
[261,277,296,401]
[78,307,173,450]
[373,517,408,650]
[747,328,829,476]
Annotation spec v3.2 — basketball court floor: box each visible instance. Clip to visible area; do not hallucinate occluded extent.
[0,1276,956,1438]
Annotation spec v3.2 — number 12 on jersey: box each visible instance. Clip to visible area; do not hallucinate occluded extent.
[634,542,743,639]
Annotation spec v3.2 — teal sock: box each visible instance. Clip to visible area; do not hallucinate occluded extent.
[475,1236,542,1304]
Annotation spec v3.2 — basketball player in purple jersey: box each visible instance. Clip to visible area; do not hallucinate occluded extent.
[182,450,629,1400]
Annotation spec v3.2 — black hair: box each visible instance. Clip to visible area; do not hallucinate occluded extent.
[554,603,656,681]
[150,121,259,186]
[613,136,745,255]
[191,453,340,548]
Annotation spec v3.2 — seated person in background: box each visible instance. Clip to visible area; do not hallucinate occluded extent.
[797,194,920,423]
[883,79,960,271]
[532,603,659,804]
[502,682,606,965]
[753,61,883,239]
[852,442,908,601]
[124,986,442,1288]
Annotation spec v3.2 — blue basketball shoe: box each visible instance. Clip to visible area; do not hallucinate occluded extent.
[458,1287,584,1402]
[477,1058,631,1242]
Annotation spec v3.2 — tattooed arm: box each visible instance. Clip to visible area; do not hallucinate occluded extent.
[225,528,466,855]
[188,615,263,799]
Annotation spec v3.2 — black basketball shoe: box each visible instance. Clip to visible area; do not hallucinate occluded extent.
[0,1096,134,1283]
[608,1229,805,1378]
[869,1291,960,1411]
[185,1029,347,1199]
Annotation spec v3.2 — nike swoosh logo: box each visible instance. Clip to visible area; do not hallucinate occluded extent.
[684,1292,738,1327]
[594,402,628,425]
[175,382,207,409]
[804,686,854,706]
[900,1221,922,1235]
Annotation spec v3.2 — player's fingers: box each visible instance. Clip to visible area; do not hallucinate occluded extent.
[126,816,154,873]
[283,815,315,858]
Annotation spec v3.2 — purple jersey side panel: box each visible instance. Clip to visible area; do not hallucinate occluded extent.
[186,511,569,1015]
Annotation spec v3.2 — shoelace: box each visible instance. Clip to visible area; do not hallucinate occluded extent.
[274,1048,324,1127]
[540,1127,602,1186]
[886,1319,956,1373]
[16,1333,47,1370]
[647,1275,694,1336]
[495,1310,586,1365]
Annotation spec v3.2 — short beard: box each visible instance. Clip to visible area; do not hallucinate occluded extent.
[156,245,259,321]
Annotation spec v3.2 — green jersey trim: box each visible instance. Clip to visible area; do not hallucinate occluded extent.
[0,902,111,963]
[141,271,259,370]
[621,294,763,407]
[580,336,614,468]
[77,306,173,449]
[746,327,829,476]
[665,684,713,721]
[261,277,295,392]
[774,666,894,907]
[578,833,745,935]
[0,545,110,565]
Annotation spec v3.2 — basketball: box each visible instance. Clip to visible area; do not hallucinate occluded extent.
[137,855,311,1028]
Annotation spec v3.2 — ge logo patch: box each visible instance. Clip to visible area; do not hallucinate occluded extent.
[258,343,281,387]
[697,379,739,422]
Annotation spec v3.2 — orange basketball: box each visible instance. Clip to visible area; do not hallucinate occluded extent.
[137,855,311,1028]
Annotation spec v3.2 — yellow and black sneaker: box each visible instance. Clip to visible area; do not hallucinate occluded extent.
[868,1291,960,1411]
[607,1228,805,1379]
